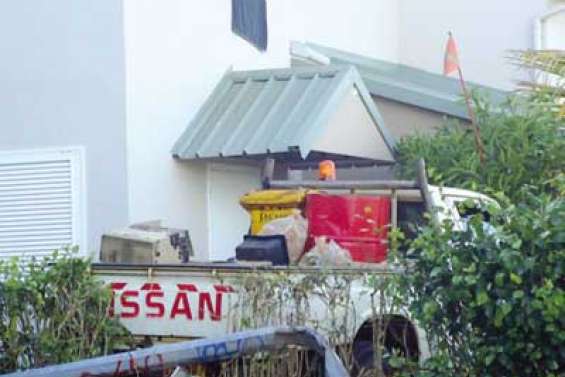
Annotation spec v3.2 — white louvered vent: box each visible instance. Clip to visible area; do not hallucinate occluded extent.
[0,148,85,263]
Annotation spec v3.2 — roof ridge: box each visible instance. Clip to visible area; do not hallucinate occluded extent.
[292,41,508,120]
[172,64,396,162]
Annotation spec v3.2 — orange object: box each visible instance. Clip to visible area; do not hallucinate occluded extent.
[443,32,460,76]
[318,160,336,181]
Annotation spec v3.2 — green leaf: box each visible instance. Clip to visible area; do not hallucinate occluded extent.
[430,267,442,278]
[485,353,496,366]
[495,272,505,286]
[494,303,513,328]
[476,291,489,306]
[423,302,438,319]
[510,273,523,285]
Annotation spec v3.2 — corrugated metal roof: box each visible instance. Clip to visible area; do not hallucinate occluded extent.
[172,65,395,160]
[291,42,508,120]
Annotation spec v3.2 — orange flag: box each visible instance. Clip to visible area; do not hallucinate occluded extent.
[443,33,459,76]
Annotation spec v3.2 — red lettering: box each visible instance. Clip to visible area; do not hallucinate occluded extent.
[109,294,115,317]
[111,282,128,290]
[198,292,223,321]
[177,283,197,292]
[170,292,192,319]
[108,282,127,317]
[143,353,164,375]
[140,283,161,291]
[129,356,136,372]
[146,291,165,318]
[120,290,140,318]
[214,284,234,293]
[113,359,123,376]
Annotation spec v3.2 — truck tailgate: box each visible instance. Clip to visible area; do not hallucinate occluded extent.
[92,262,391,340]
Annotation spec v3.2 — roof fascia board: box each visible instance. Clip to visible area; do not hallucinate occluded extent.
[230,65,341,81]
[350,69,398,154]
[364,80,469,119]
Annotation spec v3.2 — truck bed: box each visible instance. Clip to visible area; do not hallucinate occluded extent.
[91,261,399,341]
[92,261,398,276]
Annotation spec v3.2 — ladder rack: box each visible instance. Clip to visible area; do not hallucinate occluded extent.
[261,158,434,229]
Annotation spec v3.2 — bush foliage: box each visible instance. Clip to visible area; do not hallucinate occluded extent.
[394,87,564,376]
[0,249,130,372]
[395,96,565,202]
[403,190,564,376]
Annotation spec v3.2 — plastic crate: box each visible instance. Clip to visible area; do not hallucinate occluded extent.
[305,193,391,263]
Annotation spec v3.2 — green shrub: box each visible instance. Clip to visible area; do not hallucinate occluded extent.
[395,95,565,202]
[401,189,564,376]
[0,248,131,372]
[394,83,565,376]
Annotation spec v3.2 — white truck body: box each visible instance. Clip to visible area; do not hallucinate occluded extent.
[93,185,494,362]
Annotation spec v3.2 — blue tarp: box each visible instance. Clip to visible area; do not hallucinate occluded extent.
[232,0,268,51]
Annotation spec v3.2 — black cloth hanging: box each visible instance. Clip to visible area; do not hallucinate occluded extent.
[231,0,268,51]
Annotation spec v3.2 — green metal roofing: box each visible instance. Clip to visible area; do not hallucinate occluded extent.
[291,42,508,120]
[172,65,396,160]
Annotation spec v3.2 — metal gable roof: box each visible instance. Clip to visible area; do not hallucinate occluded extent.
[291,42,509,120]
[172,65,396,161]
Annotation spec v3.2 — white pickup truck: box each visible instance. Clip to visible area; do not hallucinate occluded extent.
[92,161,495,370]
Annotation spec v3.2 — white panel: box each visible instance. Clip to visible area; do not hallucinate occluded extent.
[312,88,395,162]
[543,9,565,50]
[0,148,85,263]
[207,163,260,261]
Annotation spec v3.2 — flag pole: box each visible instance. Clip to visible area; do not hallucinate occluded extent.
[449,31,486,165]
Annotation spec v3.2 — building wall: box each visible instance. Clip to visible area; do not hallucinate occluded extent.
[0,0,129,257]
[397,0,558,90]
[373,97,470,141]
[123,0,400,260]
[538,6,565,49]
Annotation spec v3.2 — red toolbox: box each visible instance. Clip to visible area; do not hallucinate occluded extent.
[305,193,391,263]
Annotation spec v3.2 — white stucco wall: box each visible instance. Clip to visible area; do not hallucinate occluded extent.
[0,1,128,257]
[397,0,559,90]
[123,0,400,260]
[537,6,565,49]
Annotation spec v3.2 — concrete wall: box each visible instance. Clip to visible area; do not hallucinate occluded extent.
[0,1,128,256]
[123,0,400,260]
[397,0,557,90]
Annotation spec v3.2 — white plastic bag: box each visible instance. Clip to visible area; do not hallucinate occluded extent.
[299,236,353,267]
[259,212,308,264]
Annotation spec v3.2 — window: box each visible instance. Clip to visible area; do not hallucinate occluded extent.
[0,147,86,262]
[397,201,426,241]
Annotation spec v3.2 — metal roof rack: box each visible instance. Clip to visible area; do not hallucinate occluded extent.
[261,158,434,228]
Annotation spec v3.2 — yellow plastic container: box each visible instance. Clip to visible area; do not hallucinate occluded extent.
[240,190,307,234]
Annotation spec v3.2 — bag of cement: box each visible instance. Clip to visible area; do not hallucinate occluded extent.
[259,212,307,264]
[299,236,353,267]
